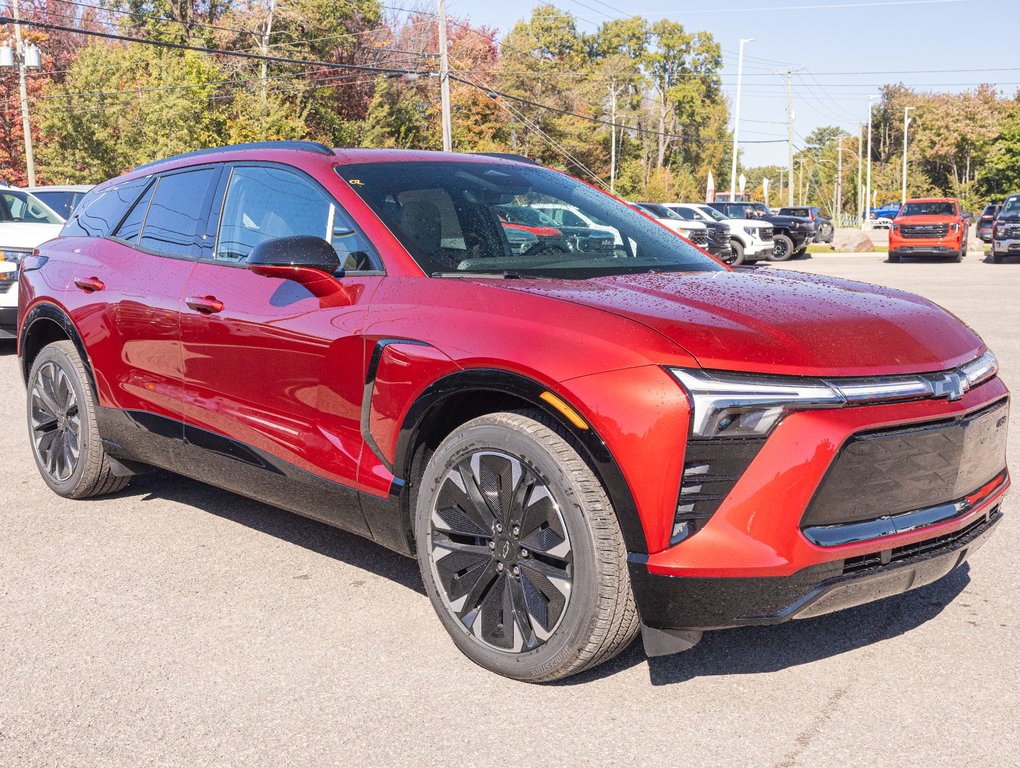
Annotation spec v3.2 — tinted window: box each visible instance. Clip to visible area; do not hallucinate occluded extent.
[215,165,379,271]
[900,201,957,217]
[0,191,63,224]
[139,168,218,257]
[61,177,151,238]
[337,161,721,278]
[112,182,155,243]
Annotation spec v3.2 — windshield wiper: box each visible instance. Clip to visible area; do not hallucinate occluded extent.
[431,270,532,279]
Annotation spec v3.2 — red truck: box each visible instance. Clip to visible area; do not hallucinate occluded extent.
[889,198,969,263]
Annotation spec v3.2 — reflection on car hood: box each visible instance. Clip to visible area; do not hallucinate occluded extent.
[496,269,983,377]
[0,222,63,249]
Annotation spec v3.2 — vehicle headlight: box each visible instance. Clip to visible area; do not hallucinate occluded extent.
[950,223,959,232]
[669,351,998,439]
[1,249,31,264]
[892,223,900,232]
[742,226,758,237]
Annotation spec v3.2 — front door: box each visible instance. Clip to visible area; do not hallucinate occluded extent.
[178,163,382,534]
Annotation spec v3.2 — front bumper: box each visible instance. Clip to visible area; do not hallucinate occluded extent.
[631,503,1001,630]
[993,238,1020,255]
[628,378,1009,631]
[890,244,960,257]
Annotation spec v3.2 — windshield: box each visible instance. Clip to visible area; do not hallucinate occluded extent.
[31,190,87,220]
[900,201,956,217]
[495,205,557,228]
[695,205,728,222]
[337,162,722,278]
[1002,196,1020,215]
[0,191,64,224]
[780,208,810,217]
[638,203,681,220]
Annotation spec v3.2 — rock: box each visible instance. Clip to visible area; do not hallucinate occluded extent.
[832,229,876,252]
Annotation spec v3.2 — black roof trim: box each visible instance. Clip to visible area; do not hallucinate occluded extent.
[133,141,334,172]
[470,152,541,166]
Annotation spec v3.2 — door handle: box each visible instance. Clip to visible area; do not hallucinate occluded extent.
[73,276,105,293]
[185,295,224,314]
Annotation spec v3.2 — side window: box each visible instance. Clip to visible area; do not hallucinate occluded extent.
[61,176,151,238]
[138,167,219,258]
[112,182,155,244]
[560,209,586,227]
[215,165,380,271]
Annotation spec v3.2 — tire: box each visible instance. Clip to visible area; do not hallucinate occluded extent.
[728,239,745,266]
[888,251,901,263]
[414,409,639,682]
[27,341,129,499]
[770,234,794,261]
[992,251,1002,264]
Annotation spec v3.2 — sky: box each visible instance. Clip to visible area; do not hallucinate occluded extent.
[448,0,1019,167]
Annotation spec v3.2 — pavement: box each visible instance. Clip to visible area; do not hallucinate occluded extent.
[1,251,1018,767]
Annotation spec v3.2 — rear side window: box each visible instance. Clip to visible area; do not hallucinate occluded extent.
[61,176,151,238]
[138,167,219,257]
[214,165,379,271]
[112,182,155,243]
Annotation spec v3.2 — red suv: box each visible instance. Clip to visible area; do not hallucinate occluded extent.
[17,142,1009,681]
[889,197,970,262]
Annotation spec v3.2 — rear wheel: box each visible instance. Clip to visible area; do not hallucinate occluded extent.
[414,410,639,682]
[727,239,745,266]
[771,234,794,261]
[27,341,129,498]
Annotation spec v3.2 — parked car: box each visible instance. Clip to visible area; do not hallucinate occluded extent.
[0,188,64,338]
[17,142,1010,682]
[889,198,969,263]
[496,204,615,255]
[647,203,733,262]
[977,203,1001,243]
[24,184,93,221]
[493,205,571,256]
[664,203,774,265]
[869,201,902,225]
[991,193,1020,263]
[632,202,711,249]
[708,201,815,260]
[777,205,834,243]
[529,202,622,246]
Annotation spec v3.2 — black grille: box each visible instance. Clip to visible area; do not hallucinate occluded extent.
[803,400,1009,528]
[673,438,765,543]
[707,228,728,245]
[688,230,709,246]
[901,223,949,238]
[1001,225,1020,239]
[842,506,1000,575]
[759,227,774,240]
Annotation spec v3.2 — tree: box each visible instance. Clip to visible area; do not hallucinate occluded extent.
[977,103,1020,198]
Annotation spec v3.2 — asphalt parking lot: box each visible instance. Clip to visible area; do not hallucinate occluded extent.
[1,250,1017,768]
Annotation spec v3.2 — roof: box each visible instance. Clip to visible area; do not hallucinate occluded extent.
[25,185,94,193]
[904,197,957,203]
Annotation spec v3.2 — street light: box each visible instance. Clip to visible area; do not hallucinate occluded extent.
[864,94,877,230]
[0,0,42,185]
[729,37,753,202]
[902,106,914,206]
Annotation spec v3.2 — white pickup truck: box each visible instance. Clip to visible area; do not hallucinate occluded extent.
[665,203,775,265]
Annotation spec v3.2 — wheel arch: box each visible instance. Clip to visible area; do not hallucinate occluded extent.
[393,368,649,555]
[19,302,96,394]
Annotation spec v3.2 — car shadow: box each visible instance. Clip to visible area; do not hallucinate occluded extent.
[555,564,970,686]
[0,340,17,356]
[109,469,426,595]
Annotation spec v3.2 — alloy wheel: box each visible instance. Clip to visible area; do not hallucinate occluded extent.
[427,450,573,653]
[30,361,81,482]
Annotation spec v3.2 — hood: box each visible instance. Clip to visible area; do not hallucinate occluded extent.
[496,269,983,377]
[995,212,1020,223]
[895,214,960,224]
[0,222,63,250]
[765,214,813,227]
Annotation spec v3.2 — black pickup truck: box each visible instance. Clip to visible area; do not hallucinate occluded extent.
[991,194,1020,263]
[709,201,816,260]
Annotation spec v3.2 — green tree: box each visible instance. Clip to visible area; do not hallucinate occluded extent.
[362,76,432,149]
[977,104,1020,198]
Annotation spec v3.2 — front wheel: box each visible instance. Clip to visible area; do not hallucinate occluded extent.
[771,234,794,261]
[27,341,129,498]
[727,239,745,265]
[414,410,639,682]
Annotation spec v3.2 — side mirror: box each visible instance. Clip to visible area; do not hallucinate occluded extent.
[246,235,350,302]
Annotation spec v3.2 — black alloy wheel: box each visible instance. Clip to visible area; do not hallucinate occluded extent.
[771,234,794,261]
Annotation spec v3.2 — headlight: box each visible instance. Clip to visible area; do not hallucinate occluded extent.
[669,351,999,439]
[742,226,758,237]
[892,223,900,232]
[950,223,959,232]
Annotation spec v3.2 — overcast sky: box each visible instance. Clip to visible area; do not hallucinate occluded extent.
[453,0,1017,167]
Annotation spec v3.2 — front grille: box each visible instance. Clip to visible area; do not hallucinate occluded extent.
[0,281,13,294]
[901,223,949,238]
[673,438,765,544]
[759,227,774,240]
[1001,225,1020,239]
[707,228,728,245]
[802,400,1009,529]
[688,230,709,246]
[842,506,1000,575]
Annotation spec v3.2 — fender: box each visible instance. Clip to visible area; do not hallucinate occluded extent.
[392,368,649,554]
[18,301,95,391]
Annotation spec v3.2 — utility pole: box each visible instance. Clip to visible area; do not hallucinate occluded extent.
[436,0,452,152]
[901,105,913,205]
[777,66,803,206]
[259,0,277,102]
[11,0,35,185]
[857,124,864,229]
[729,37,753,202]
[836,134,843,226]
[865,94,876,229]
[609,79,617,195]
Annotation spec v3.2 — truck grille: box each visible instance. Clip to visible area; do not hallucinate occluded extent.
[901,223,949,238]
[687,231,708,246]
[759,227,774,240]
[802,400,1009,529]
[1000,225,1020,239]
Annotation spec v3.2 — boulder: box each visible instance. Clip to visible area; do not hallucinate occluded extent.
[832,229,876,253]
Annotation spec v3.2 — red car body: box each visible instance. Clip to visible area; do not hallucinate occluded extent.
[889,197,969,261]
[17,144,1009,656]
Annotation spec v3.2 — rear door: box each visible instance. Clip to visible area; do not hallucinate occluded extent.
[60,167,220,439]
[177,163,383,534]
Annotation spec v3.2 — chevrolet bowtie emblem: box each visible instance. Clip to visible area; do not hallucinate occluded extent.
[930,371,965,401]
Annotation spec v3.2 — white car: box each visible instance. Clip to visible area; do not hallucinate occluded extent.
[631,202,710,248]
[665,203,775,264]
[0,188,64,339]
[25,184,93,220]
[529,202,623,245]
